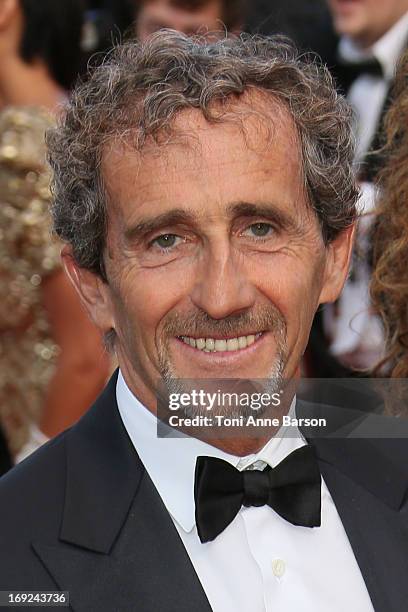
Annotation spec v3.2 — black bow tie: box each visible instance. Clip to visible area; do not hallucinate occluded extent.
[340,57,383,80]
[194,446,321,543]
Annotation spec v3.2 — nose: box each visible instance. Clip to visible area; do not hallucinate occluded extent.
[190,242,256,320]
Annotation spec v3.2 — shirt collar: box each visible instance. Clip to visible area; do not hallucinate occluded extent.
[116,370,305,533]
[338,10,408,80]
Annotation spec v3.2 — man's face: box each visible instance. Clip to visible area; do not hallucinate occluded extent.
[328,0,408,47]
[136,0,223,40]
[88,101,351,409]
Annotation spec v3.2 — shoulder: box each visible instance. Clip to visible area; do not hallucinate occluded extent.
[298,398,408,462]
[0,430,67,520]
[0,431,68,586]
[0,373,119,528]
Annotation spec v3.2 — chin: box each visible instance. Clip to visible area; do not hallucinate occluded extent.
[164,355,285,385]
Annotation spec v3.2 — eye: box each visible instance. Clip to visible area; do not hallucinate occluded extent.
[244,222,275,238]
[150,233,181,250]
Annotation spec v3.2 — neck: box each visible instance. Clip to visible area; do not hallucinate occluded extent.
[198,433,282,456]
[193,392,295,456]
[353,32,383,50]
[352,10,408,50]
[120,359,300,457]
[0,55,65,112]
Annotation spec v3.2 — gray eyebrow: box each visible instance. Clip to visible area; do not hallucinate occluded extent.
[227,202,299,232]
[124,209,198,242]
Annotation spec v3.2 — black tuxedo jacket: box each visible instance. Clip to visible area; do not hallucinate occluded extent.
[0,371,407,612]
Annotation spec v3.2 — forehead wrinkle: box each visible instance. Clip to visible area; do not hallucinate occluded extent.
[101,97,308,226]
[172,89,301,157]
[101,90,303,185]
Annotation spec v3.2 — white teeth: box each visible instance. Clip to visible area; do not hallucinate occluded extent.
[214,339,227,352]
[227,338,239,351]
[205,338,215,351]
[238,336,247,349]
[180,333,262,353]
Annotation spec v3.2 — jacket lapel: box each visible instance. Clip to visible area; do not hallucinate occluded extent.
[299,400,408,612]
[33,372,212,612]
[317,455,408,612]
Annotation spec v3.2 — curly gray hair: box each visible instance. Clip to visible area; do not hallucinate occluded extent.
[47,30,358,280]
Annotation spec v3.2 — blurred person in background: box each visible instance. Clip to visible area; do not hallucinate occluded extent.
[329,0,408,177]
[0,0,110,468]
[97,0,135,36]
[79,0,246,69]
[308,0,408,377]
[133,0,246,40]
[80,1,135,63]
[371,50,408,380]
[246,0,338,65]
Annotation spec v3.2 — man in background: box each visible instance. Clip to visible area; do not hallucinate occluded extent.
[246,0,338,64]
[133,0,246,39]
[309,0,408,376]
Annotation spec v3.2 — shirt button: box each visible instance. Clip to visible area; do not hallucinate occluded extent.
[271,559,286,578]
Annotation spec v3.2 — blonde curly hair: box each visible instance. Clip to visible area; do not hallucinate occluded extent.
[371,50,408,378]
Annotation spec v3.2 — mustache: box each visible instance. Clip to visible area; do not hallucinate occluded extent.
[161,306,287,340]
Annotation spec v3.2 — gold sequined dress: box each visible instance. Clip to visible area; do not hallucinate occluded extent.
[0,107,61,456]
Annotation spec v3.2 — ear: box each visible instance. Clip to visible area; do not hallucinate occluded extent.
[318,224,356,305]
[61,245,115,336]
[0,0,18,31]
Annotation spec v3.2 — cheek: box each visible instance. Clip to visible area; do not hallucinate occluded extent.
[114,266,194,340]
[256,258,322,332]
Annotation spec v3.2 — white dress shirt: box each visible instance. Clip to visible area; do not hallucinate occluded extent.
[116,371,374,612]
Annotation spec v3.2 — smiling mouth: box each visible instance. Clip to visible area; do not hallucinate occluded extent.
[177,332,264,353]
